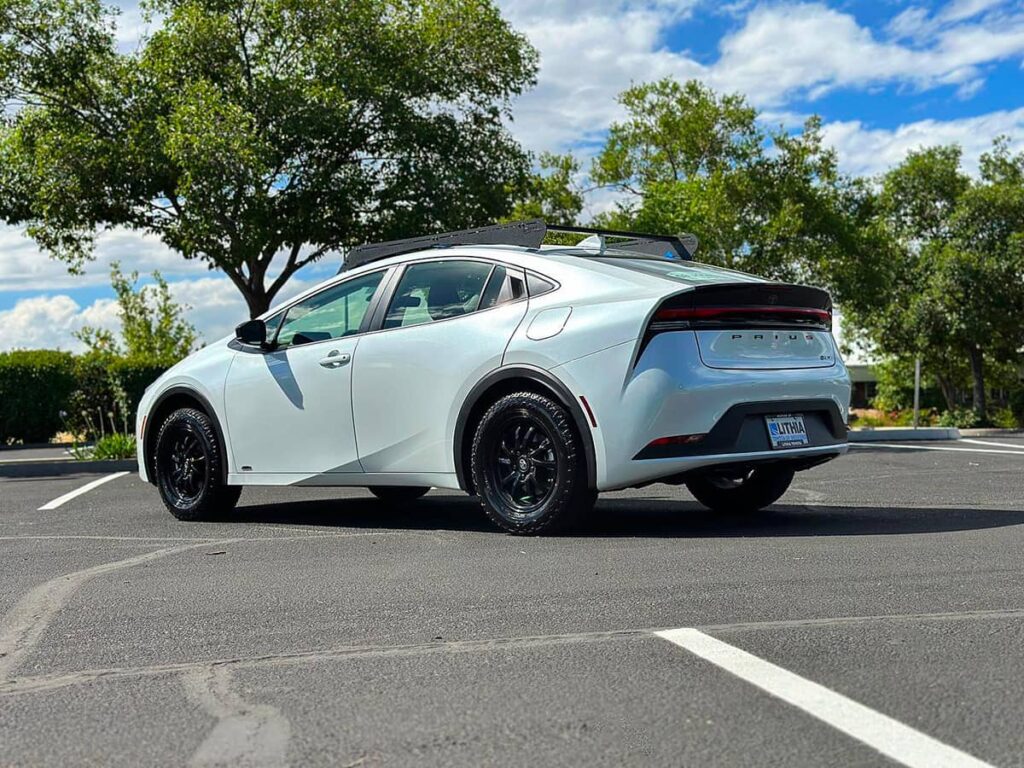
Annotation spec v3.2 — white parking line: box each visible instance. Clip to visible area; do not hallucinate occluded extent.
[37,471,130,510]
[853,443,1024,456]
[961,438,1024,451]
[656,628,994,768]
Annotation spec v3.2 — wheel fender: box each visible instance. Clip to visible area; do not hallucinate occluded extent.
[453,365,597,492]
[143,385,230,485]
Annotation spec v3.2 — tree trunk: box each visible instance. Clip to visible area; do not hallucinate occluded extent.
[245,290,271,319]
[966,345,987,419]
[935,372,957,412]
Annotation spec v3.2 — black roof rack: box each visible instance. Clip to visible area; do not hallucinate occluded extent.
[339,219,696,273]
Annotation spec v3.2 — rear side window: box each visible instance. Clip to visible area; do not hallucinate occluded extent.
[383,260,492,329]
[527,273,556,296]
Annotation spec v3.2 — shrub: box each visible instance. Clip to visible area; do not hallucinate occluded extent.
[937,408,984,429]
[0,350,77,444]
[109,357,168,418]
[91,433,137,460]
[64,353,121,440]
[64,354,168,440]
[1010,390,1024,428]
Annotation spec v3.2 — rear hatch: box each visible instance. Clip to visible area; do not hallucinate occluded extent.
[648,282,836,371]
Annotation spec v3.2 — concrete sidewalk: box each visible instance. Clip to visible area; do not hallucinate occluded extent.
[0,444,136,478]
[848,426,961,442]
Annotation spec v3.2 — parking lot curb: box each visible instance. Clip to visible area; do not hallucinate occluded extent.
[0,458,137,478]
[848,427,961,442]
[959,428,1024,437]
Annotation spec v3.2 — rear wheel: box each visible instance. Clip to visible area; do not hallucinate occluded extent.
[471,392,596,534]
[685,467,794,513]
[154,408,241,521]
[368,486,430,504]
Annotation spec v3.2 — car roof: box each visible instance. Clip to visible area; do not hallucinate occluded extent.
[335,243,679,290]
[264,244,762,322]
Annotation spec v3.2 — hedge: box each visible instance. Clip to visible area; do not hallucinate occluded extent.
[0,350,77,444]
[0,351,168,444]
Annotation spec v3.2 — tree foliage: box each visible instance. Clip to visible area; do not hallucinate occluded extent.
[507,152,583,227]
[841,141,1024,420]
[76,263,197,364]
[589,79,874,287]
[0,0,538,316]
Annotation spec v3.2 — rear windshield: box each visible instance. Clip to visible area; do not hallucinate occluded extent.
[575,252,766,286]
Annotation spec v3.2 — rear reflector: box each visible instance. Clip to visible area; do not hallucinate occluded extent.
[579,395,598,428]
[645,434,706,448]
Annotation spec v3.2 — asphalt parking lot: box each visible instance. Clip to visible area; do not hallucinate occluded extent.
[2,438,1024,767]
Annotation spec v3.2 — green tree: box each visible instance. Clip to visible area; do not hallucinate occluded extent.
[508,152,583,226]
[76,262,197,364]
[844,141,1024,420]
[589,78,871,285]
[0,0,538,316]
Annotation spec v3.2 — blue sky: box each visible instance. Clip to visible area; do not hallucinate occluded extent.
[2,0,1023,350]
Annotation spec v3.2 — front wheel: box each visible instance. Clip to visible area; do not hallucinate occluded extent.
[470,392,596,535]
[685,466,794,514]
[154,408,241,521]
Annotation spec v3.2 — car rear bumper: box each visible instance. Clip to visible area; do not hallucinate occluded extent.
[632,399,846,460]
[551,331,852,491]
[609,442,848,491]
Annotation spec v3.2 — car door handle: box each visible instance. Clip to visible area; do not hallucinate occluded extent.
[318,351,350,368]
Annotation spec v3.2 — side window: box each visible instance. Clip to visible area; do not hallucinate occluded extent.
[479,265,528,310]
[527,272,556,297]
[275,270,384,348]
[383,260,492,329]
[479,266,508,309]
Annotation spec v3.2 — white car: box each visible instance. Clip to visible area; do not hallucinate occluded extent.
[137,220,850,534]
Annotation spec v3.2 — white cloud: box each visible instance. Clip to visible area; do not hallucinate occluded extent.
[502,5,707,154]
[498,0,1024,160]
[821,107,1024,177]
[0,273,323,353]
[710,1,1024,108]
[0,295,118,352]
[0,225,212,293]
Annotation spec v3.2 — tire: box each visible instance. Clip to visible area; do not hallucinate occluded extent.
[470,391,596,535]
[685,466,794,514]
[368,486,430,504]
[153,407,241,521]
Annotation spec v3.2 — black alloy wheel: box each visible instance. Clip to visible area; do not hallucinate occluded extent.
[160,422,208,506]
[154,407,241,521]
[490,418,558,513]
[471,392,596,534]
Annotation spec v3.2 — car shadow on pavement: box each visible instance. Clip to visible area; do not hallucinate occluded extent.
[229,493,1024,538]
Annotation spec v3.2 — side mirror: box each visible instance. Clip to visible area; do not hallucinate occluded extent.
[235,319,268,348]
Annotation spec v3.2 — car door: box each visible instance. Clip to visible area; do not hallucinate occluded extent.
[352,259,528,475]
[224,269,387,477]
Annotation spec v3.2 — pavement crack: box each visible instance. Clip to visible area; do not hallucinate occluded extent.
[0,539,242,681]
[182,665,290,767]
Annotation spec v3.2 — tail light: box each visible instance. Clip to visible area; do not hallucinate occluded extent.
[648,283,833,334]
[651,305,831,330]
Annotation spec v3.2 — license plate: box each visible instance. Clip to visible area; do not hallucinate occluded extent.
[765,414,808,449]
